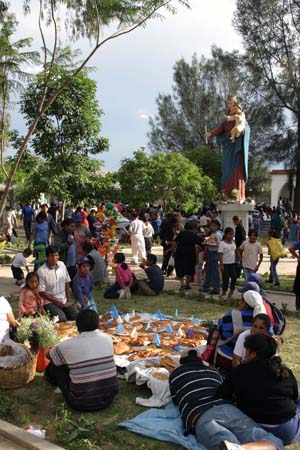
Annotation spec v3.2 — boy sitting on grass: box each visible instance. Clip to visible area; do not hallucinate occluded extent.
[139,254,164,295]
[11,247,32,286]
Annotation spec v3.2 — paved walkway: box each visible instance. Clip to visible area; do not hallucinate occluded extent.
[0,244,296,310]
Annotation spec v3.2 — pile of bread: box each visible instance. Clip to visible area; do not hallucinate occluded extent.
[99,313,208,359]
[56,313,208,362]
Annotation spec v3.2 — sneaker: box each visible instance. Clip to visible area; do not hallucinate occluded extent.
[185,285,191,290]
[228,290,234,298]
[219,440,244,450]
[273,283,280,287]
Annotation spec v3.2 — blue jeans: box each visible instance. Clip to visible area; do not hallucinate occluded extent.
[270,258,279,285]
[260,402,300,445]
[195,404,284,450]
[81,296,98,313]
[195,264,202,285]
[243,267,255,281]
[23,220,32,241]
[203,251,220,293]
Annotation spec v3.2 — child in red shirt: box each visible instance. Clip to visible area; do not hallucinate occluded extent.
[114,253,133,299]
[18,272,44,317]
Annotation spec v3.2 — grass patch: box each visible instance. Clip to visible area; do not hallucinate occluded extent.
[0,254,12,264]
[3,289,300,449]
[236,275,294,293]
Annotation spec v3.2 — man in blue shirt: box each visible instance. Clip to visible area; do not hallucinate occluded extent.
[21,202,34,240]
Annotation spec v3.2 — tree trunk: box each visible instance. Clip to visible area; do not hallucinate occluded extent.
[293,101,300,213]
[0,113,42,216]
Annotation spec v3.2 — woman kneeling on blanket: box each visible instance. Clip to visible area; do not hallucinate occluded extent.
[169,347,284,450]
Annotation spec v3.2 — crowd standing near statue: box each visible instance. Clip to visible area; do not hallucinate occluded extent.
[1,193,300,450]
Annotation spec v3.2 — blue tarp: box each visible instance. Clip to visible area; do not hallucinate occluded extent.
[119,403,207,450]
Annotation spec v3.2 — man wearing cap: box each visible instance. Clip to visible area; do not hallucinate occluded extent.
[169,348,284,450]
[72,256,97,312]
[37,245,78,322]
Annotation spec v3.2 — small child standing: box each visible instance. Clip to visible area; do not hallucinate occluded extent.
[267,230,286,287]
[11,248,32,286]
[218,227,237,298]
[18,272,44,317]
[72,257,97,312]
[238,229,263,281]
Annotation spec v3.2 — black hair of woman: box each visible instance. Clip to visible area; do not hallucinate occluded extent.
[61,218,75,227]
[244,333,289,380]
[36,211,47,222]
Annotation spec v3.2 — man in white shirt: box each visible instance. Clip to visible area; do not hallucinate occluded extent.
[129,212,146,264]
[37,245,78,321]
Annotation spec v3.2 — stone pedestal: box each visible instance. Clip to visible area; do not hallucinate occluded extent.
[218,202,254,234]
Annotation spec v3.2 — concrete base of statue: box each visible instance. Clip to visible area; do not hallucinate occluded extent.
[218,201,254,234]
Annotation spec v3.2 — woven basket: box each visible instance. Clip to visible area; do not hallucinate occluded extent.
[0,344,37,389]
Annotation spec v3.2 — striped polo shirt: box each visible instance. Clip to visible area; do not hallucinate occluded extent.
[169,361,225,434]
[50,329,119,410]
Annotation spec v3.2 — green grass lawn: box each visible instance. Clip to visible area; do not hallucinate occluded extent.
[2,289,300,450]
[236,275,295,293]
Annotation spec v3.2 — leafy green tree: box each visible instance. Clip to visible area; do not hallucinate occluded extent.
[0,0,190,214]
[16,156,113,205]
[21,63,108,162]
[148,46,286,154]
[19,64,110,203]
[118,149,216,212]
[0,10,38,177]
[246,159,271,199]
[184,146,222,190]
[148,48,241,153]
[234,0,300,210]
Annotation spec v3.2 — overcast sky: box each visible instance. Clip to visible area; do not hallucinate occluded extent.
[11,0,242,171]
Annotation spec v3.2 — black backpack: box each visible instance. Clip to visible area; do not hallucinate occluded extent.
[265,298,286,335]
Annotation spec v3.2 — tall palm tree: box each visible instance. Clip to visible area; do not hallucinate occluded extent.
[0,10,39,177]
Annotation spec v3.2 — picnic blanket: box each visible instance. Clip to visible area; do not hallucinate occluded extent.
[119,402,207,450]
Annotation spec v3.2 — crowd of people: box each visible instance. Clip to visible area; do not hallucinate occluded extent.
[1,199,300,450]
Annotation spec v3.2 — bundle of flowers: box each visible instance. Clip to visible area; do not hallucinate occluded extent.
[16,315,60,349]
